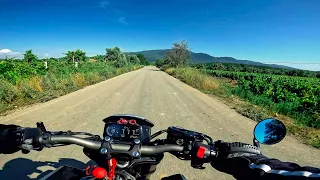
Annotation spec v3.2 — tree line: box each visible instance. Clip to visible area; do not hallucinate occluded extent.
[1,47,150,67]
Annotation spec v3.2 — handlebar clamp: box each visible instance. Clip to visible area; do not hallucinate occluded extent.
[100,137,142,158]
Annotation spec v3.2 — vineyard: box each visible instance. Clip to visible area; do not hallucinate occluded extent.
[191,62,320,78]
[204,69,320,129]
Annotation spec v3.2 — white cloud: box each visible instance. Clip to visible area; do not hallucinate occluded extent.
[100,0,109,8]
[118,17,128,25]
[287,64,320,71]
[270,62,320,71]
[0,48,21,58]
[0,49,12,54]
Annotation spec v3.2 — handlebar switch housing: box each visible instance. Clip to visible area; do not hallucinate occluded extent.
[190,142,213,169]
[166,126,207,160]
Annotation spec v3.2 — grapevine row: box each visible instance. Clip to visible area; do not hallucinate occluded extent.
[204,69,320,128]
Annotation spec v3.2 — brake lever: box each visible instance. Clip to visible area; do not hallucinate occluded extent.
[37,122,47,133]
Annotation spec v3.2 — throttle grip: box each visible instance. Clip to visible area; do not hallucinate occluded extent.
[214,141,261,159]
[228,142,261,154]
[18,128,43,153]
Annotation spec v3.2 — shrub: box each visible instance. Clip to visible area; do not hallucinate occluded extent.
[168,68,218,90]
[0,60,143,114]
[28,76,43,92]
[72,73,87,87]
[165,68,174,75]
[85,72,102,84]
[43,73,59,90]
[155,59,165,68]
[19,82,40,99]
[0,79,21,103]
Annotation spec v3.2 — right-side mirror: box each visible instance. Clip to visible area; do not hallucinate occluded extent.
[254,118,286,145]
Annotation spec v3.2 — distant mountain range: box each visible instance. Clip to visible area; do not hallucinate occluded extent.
[128,49,295,70]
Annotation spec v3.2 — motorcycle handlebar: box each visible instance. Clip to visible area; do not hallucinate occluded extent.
[49,135,101,150]
[45,135,184,155]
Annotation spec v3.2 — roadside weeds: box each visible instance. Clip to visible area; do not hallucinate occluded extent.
[0,65,143,115]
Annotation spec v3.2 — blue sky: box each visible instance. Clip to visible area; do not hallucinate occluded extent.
[0,0,319,70]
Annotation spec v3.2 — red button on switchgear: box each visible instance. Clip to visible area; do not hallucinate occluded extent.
[197,146,206,158]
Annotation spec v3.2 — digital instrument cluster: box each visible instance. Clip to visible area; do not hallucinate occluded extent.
[106,124,140,139]
[103,115,154,144]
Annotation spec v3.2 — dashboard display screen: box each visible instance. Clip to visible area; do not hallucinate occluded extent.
[106,124,140,139]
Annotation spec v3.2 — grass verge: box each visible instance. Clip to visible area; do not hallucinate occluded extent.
[165,67,320,148]
[0,62,143,115]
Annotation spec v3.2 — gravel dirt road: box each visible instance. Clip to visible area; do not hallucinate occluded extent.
[0,66,319,180]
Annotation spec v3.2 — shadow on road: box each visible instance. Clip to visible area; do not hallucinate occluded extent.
[0,158,86,180]
[145,69,162,72]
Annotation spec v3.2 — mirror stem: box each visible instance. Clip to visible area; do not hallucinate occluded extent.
[253,138,260,148]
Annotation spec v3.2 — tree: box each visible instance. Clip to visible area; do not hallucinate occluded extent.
[164,40,190,67]
[105,47,129,67]
[137,54,149,65]
[23,50,38,64]
[115,53,128,67]
[155,59,165,68]
[262,120,286,144]
[105,47,122,61]
[94,55,105,62]
[49,57,57,61]
[64,49,86,63]
[126,54,140,64]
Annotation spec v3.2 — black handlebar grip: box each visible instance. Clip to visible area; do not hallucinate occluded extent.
[213,141,261,160]
[228,142,261,155]
[19,128,43,152]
